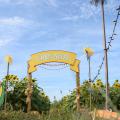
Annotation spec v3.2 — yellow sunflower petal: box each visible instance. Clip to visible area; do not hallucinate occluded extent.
[84,48,94,57]
[5,55,13,64]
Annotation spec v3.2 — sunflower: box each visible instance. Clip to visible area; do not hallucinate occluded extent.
[113,83,120,88]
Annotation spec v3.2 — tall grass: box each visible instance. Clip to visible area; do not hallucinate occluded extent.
[0,110,112,120]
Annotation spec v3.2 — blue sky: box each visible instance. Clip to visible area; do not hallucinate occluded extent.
[0,0,120,100]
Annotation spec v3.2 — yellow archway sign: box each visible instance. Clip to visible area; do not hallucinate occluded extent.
[26,50,80,112]
[28,50,80,73]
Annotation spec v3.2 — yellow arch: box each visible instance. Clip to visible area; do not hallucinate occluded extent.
[26,50,81,112]
[28,50,80,73]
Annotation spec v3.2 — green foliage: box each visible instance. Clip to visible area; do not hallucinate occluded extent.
[1,74,120,118]
[0,111,40,120]
[59,79,120,111]
[110,80,120,110]
[3,75,50,113]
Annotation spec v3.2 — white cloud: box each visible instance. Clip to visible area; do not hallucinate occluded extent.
[61,15,79,21]
[60,2,100,21]
[80,0,120,19]
[0,0,58,7]
[0,16,37,47]
[0,0,34,4]
[77,28,102,36]
[46,0,58,7]
[79,3,100,19]
[105,0,120,11]
[0,38,13,47]
[0,16,29,26]
[60,0,119,21]
[0,0,10,3]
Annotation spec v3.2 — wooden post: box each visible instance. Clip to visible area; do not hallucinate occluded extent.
[88,57,92,111]
[26,64,33,113]
[76,68,80,112]
[4,62,9,111]
[101,0,109,110]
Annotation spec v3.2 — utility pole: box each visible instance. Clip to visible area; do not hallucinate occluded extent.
[101,0,109,110]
